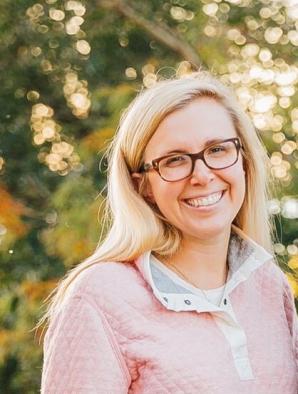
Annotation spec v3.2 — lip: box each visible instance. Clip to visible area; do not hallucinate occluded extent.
[181,190,226,210]
[183,190,226,200]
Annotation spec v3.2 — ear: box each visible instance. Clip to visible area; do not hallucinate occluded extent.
[131,172,156,203]
[131,172,143,193]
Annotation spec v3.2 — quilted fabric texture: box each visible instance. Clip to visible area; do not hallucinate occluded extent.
[41,242,298,393]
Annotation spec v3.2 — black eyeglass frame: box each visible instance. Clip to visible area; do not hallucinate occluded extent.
[140,137,243,182]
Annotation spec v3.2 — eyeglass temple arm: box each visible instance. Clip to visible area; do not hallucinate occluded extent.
[140,163,153,172]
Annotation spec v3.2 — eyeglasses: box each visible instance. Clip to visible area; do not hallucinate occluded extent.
[140,137,242,182]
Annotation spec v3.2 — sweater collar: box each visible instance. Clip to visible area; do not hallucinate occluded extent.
[135,226,273,313]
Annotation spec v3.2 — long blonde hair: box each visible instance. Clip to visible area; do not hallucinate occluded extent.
[40,71,275,328]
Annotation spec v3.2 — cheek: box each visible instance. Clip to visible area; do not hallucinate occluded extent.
[231,168,246,204]
[150,179,181,213]
[220,162,245,196]
[153,185,177,207]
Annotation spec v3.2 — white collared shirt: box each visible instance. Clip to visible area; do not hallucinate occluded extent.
[150,254,227,306]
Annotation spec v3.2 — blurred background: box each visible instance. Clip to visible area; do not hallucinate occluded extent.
[0,0,297,392]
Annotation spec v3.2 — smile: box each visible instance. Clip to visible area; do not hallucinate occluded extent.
[184,191,224,207]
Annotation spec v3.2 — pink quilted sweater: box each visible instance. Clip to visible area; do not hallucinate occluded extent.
[41,228,298,393]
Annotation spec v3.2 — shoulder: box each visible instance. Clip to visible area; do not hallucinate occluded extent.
[64,260,150,310]
[71,260,141,293]
[257,258,292,297]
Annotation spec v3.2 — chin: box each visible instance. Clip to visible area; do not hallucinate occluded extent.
[185,222,232,240]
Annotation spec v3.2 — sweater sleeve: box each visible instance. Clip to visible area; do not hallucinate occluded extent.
[41,293,131,394]
[282,272,298,370]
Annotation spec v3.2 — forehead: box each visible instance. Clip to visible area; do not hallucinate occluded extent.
[144,98,237,159]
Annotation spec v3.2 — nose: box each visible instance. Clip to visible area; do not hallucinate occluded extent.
[189,158,215,185]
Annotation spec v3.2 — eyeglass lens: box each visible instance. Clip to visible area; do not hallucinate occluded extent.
[159,140,238,181]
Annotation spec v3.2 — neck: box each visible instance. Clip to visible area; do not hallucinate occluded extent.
[159,229,231,290]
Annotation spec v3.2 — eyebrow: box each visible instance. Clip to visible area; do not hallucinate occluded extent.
[162,137,227,156]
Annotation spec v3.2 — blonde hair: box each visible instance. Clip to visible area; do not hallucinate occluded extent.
[40,71,275,329]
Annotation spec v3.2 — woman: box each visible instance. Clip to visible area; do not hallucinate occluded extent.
[41,72,297,393]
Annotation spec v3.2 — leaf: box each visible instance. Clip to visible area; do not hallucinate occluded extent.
[0,187,29,250]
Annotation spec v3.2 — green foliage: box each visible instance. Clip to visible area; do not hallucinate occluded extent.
[41,176,102,266]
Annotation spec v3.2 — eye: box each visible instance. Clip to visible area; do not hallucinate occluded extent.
[163,155,188,167]
[207,145,228,155]
[211,145,226,152]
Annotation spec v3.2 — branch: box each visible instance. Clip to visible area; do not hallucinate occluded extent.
[98,0,202,67]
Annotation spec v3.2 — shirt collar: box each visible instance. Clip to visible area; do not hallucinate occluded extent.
[135,225,273,313]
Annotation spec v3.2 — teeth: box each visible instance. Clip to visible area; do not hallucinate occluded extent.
[185,191,223,207]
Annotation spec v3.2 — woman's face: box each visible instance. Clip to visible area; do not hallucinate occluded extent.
[142,98,246,242]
